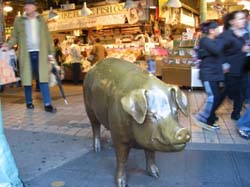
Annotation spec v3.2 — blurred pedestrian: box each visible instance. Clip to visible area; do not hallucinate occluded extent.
[192,21,225,131]
[235,9,250,139]
[2,0,57,113]
[89,38,107,65]
[242,9,250,104]
[69,38,82,85]
[221,11,250,121]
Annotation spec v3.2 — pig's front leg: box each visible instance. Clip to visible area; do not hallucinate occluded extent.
[144,150,160,178]
[115,145,130,187]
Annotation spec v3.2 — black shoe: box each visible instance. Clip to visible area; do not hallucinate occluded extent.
[215,116,219,121]
[44,105,57,113]
[26,103,34,109]
[231,113,240,121]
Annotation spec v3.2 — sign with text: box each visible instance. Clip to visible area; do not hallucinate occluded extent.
[46,1,147,31]
[48,14,126,32]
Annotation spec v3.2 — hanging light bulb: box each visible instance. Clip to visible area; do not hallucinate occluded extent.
[238,0,250,9]
[167,0,182,8]
[81,2,93,16]
[206,0,216,2]
[17,11,21,17]
[124,0,137,9]
[106,0,119,4]
[48,7,59,20]
[3,5,13,12]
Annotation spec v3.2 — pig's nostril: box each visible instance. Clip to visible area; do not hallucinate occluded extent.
[177,135,182,140]
[175,128,190,142]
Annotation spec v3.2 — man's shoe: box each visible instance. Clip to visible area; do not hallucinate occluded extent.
[26,103,34,109]
[44,105,57,113]
[192,115,218,131]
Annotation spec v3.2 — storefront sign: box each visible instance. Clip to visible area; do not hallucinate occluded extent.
[55,3,126,20]
[180,9,195,27]
[47,1,147,32]
[48,14,126,32]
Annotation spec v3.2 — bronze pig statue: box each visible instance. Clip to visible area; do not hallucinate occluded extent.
[83,58,191,187]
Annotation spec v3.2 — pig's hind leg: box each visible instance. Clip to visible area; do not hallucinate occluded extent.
[85,107,101,152]
[144,150,160,178]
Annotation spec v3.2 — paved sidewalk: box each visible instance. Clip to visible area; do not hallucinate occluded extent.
[0,84,250,187]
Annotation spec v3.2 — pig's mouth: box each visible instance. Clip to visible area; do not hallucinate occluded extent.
[152,138,186,150]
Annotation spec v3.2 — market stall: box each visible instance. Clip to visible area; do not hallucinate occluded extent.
[44,1,169,80]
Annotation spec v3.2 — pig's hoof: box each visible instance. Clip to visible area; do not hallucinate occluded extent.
[147,164,160,178]
[94,144,101,152]
[116,177,127,187]
[94,138,101,152]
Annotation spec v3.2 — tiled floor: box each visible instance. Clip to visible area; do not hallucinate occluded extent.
[1,83,249,146]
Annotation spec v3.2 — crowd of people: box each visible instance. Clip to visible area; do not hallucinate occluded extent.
[193,10,250,139]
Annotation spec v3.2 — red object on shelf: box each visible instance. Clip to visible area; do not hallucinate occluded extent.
[155,6,159,20]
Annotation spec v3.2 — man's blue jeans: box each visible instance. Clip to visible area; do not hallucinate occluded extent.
[24,51,51,106]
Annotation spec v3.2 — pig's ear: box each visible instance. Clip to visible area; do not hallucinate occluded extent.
[170,86,189,116]
[121,89,147,124]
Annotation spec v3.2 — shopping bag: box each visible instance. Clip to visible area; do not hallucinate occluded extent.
[0,49,19,85]
[49,60,64,87]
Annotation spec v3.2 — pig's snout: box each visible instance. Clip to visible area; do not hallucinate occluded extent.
[175,128,191,143]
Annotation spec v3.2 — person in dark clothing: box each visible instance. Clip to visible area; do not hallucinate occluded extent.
[54,38,64,66]
[70,38,82,85]
[220,11,250,121]
[192,21,225,131]
[235,10,250,139]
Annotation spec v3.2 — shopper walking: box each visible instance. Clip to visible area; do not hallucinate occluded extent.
[89,38,107,65]
[1,0,57,113]
[221,11,250,121]
[192,21,225,131]
[69,38,82,85]
[235,9,250,139]
[242,9,250,105]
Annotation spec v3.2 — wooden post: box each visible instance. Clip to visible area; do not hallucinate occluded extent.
[200,0,207,23]
[0,0,5,44]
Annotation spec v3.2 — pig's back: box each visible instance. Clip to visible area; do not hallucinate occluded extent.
[83,58,157,127]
